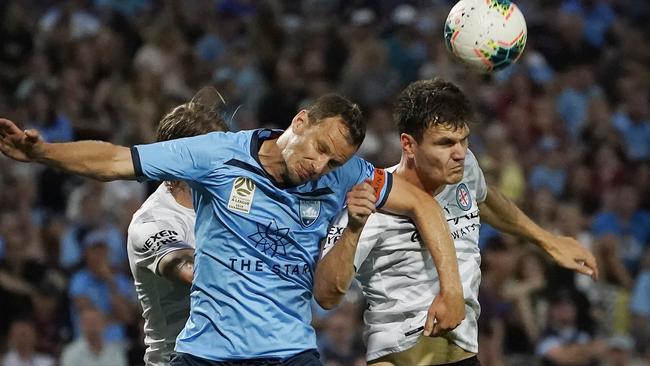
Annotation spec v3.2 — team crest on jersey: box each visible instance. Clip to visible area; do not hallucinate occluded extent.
[456,183,472,211]
[228,177,256,214]
[299,200,321,227]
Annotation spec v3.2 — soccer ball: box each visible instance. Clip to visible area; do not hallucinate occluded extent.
[444,0,527,73]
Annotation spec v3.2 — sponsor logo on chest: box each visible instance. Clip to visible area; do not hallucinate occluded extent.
[228,177,256,213]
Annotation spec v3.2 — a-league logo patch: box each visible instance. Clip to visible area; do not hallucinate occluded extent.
[299,200,321,227]
[228,177,256,214]
[456,183,472,211]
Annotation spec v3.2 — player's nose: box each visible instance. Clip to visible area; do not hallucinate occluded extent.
[312,155,328,175]
[451,144,466,160]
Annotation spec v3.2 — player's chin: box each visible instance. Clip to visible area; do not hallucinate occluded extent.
[446,171,464,183]
[288,171,309,185]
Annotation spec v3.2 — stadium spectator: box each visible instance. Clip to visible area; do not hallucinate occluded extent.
[592,185,650,280]
[536,289,608,366]
[59,307,127,366]
[67,231,136,344]
[1,319,55,366]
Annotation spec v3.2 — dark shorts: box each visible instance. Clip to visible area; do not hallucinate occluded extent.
[170,350,322,366]
[445,356,481,366]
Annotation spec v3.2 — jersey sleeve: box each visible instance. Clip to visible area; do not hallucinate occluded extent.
[321,210,374,270]
[131,132,227,183]
[341,156,393,209]
[128,218,193,276]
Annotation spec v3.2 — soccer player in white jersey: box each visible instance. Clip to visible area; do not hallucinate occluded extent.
[127,87,229,365]
[315,78,599,366]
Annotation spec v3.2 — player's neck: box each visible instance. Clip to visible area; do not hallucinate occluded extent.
[258,139,286,183]
[395,156,446,196]
[171,184,193,209]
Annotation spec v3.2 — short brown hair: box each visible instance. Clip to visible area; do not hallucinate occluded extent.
[156,86,229,142]
[394,78,474,142]
[306,94,365,147]
[158,87,229,192]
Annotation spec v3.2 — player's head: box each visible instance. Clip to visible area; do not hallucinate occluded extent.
[157,86,229,142]
[157,87,229,192]
[280,94,364,185]
[394,78,473,188]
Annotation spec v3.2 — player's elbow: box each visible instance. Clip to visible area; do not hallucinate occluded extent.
[314,294,338,310]
[94,172,117,182]
[313,284,344,310]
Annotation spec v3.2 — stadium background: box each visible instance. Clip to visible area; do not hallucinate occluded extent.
[0,0,649,365]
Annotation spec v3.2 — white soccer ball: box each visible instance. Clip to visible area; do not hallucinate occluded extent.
[444,0,527,73]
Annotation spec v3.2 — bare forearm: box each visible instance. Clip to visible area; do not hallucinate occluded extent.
[314,227,361,309]
[412,202,462,294]
[39,141,135,181]
[382,176,461,295]
[480,186,548,245]
[159,250,195,285]
[379,178,465,333]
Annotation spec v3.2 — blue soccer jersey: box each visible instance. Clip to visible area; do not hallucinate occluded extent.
[132,129,392,360]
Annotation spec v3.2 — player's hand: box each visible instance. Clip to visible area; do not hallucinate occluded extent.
[0,118,45,162]
[346,180,377,231]
[540,234,598,280]
[424,287,465,336]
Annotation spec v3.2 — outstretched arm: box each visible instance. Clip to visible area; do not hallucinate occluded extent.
[0,118,135,181]
[479,185,598,279]
[381,174,464,336]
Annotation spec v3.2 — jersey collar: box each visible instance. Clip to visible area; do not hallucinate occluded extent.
[250,128,292,188]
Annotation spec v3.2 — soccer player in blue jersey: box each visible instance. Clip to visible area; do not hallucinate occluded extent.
[0,93,464,365]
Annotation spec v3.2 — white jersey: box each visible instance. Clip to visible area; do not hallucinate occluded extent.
[323,150,487,361]
[127,184,196,365]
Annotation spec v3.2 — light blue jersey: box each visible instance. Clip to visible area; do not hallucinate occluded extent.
[132,129,392,361]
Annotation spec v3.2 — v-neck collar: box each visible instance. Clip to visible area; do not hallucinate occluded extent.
[249,128,297,189]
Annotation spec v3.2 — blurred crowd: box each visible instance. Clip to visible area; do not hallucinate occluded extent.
[0,0,649,365]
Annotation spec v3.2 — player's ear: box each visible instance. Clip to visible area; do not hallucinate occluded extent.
[400,133,416,158]
[291,110,309,135]
[190,86,226,111]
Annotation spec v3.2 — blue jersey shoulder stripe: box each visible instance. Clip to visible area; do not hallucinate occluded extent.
[254,184,293,208]
[224,158,268,178]
[294,187,334,197]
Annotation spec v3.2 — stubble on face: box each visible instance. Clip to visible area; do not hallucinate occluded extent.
[283,117,358,185]
[417,123,469,189]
